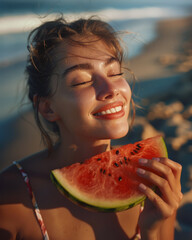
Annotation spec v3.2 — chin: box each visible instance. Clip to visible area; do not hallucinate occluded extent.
[112,128,129,140]
[103,123,129,140]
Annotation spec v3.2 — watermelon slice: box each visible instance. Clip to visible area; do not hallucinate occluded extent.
[51,136,168,212]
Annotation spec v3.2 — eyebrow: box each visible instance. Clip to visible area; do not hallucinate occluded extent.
[62,57,118,77]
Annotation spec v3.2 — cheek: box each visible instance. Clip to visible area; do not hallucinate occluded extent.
[120,79,132,102]
[64,88,96,117]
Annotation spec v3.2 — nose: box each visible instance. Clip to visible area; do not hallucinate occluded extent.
[96,75,119,100]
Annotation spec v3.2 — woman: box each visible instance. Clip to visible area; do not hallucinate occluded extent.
[0,16,182,240]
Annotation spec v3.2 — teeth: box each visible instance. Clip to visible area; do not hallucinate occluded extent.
[95,106,122,116]
[111,108,116,113]
[106,109,112,114]
[115,106,122,112]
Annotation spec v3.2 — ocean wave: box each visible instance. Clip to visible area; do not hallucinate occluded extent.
[0,7,189,35]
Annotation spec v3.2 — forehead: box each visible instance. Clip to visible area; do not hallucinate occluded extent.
[53,39,116,68]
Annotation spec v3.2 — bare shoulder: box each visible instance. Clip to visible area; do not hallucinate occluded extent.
[0,150,47,195]
[0,163,25,203]
[0,153,40,209]
[0,149,49,197]
[0,163,27,238]
[0,150,48,239]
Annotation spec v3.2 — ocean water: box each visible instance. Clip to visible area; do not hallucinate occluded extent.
[0,0,192,120]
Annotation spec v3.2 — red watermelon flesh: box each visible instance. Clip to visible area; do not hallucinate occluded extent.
[51,136,168,212]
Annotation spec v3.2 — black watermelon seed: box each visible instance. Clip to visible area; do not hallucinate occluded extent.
[103,169,106,174]
[133,150,138,154]
[100,168,103,173]
[131,152,134,155]
[124,156,127,160]
[97,158,101,161]
[108,173,112,176]
[136,147,141,151]
[118,176,122,181]
[114,162,119,167]
[136,144,142,148]
[116,150,119,155]
[120,160,123,165]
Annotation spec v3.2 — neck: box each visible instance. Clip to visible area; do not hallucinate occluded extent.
[53,138,111,167]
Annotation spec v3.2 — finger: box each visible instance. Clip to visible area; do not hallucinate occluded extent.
[158,157,182,183]
[139,158,182,193]
[137,168,178,206]
[158,158,182,193]
[138,183,175,218]
[138,158,176,192]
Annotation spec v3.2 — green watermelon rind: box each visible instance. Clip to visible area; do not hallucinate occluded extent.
[162,138,168,158]
[51,170,147,212]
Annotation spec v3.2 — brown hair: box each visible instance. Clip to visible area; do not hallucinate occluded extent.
[25,15,135,151]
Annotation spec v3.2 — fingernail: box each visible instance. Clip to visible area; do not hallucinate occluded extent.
[139,183,147,190]
[139,158,148,164]
[137,168,146,174]
[153,157,160,161]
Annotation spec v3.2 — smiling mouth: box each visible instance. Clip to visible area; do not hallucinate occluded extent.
[93,102,125,120]
[94,106,123,116]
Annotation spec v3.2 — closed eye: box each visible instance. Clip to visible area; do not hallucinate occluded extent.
[71,80,93,87]
[108,72,124,77]
[71,73,124,87]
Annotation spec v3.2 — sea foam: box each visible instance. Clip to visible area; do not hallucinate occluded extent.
[0,7,188,35]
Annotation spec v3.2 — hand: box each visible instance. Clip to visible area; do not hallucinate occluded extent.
[136,157,183,238]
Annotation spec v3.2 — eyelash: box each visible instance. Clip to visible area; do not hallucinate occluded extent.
[71,80,93,87]
[71,72,124,87]
[108,72,124,77]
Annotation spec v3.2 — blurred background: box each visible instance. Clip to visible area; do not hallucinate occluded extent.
[0,1,192,238]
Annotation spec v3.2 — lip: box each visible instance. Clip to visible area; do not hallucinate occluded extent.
[92,101,125,120]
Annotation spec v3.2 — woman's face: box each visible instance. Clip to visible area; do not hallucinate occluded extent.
[49,39,132,142]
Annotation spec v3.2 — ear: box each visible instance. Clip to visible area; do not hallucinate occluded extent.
[33,95,60,122]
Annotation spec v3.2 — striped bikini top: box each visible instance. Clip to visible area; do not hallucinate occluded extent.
[13,161,142,240]
[13,161,50,240]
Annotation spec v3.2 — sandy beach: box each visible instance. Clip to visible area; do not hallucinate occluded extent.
[129,17,192,81]
[0,16,192,239]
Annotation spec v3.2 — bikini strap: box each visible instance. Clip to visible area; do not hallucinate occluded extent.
[134,202,144,240]
[13,161,50,240]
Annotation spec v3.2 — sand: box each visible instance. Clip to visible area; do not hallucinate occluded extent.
[0,16,192,239]
[129,17,192,81]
